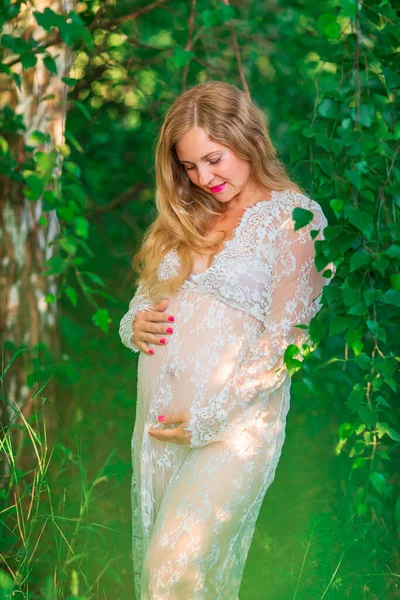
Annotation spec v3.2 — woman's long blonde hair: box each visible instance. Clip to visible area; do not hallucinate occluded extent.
[132,80,303,303]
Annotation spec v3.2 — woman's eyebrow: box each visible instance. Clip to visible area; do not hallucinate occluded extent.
[179,151,221,164]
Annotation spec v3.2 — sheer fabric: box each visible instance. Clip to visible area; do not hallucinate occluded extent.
[119,190,334,599]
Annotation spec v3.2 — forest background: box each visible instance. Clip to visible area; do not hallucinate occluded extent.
[1,0,399,598]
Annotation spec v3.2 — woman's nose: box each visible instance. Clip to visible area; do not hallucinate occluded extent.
[198,167,213,187]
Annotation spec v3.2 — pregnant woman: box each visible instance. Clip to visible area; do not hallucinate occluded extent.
[119,81,334,599]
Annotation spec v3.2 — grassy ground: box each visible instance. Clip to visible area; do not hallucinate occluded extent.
[0,322,393,599]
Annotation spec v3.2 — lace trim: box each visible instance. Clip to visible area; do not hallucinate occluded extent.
[183,401,231,448]
[119,303,152,352]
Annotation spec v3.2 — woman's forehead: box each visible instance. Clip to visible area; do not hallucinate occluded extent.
[175,128,226,161]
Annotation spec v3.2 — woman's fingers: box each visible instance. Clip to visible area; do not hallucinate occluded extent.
[133,298,175,354]
[148,425,190,445]
[148,411,191,444]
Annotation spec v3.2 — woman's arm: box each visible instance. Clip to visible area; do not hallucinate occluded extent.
[184,204,334,448]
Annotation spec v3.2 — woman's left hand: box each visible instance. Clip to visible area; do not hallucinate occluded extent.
[148,410,192,445]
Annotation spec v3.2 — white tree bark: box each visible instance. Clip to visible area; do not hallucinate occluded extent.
[0,0,76,440]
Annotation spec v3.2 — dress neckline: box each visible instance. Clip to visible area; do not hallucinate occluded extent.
[190,189,292,278]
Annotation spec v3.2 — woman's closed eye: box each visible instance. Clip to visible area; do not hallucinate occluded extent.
[184,157,222,171]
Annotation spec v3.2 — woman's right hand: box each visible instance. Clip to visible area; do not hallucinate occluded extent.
[133,298,174,354]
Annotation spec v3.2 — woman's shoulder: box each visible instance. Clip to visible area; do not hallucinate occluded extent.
[267,189,328,230]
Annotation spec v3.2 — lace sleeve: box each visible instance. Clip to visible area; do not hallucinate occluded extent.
[184,204,335,448]
[119,281,153,352]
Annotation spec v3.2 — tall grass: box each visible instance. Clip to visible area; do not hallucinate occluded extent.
[0,352,132,600]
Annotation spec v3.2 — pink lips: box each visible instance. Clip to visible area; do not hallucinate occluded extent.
[210,182,226,193]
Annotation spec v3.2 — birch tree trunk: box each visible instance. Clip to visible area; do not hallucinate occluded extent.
[0,0,75,473]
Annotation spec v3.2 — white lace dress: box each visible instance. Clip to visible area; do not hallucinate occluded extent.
[119,189,334,599]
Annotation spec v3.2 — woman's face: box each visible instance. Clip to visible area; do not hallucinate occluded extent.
[175,126,253,203]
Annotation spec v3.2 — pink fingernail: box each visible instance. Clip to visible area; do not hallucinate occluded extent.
[148,349,154,354]
[160,338,166,344]
[166,327,173,334]
[168,316,175,322]
[158,415,165,422]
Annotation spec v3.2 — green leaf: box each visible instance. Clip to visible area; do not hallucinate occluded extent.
[385,245,400,259]
[12,72,22,90]
[350,251,371,272]
[330,199,343,214]
[59,236,77,256]
[27,130,49,145]
[344,169,362,191]
[354,353,370,370]
[0,569,14,594]
[57,205,77,222]
[369,471,386,495]
[83,272,105,287]
[387,428,400,442]
[378,451,390,461]
[92,309,111,334]
[366,320,387,343]
[317,14,341,39]
[349,439,365,457]
[318,160,334,177]
[221,4,235,21]
[339,0,357,18]
[309,317,325,343]
[344,205,374,238]
[65,286,78,307]
[43,255,66,276]
[347,302,367,316]
[381,289,400,307]
[376,422,388,439]
[62,77,78,86]
[25,174,45,200]
[358,406,379,428]
[352,458,366,471]
[74,217,89,239]
[390,274,400,290]
[34,8,64,30]
[0,136,9,154]
[372,256,389,276]
[21,53,37,69]
[36,150,57,174]
[42,191,57,211]
[64,161,81,177]
[44,55,58,75]
[356,502,367,514]
[364,289,382,306]
[329,315,353,336]
[82,27,94,51]
[201,9,219,27]
[64,130,84,153]
[350,104,375,128]
[1,34,31,53]
[338,422,354,440]
[374,356,397,379]
[73,100,91,121]
[375,395,390,408]
[172,47,195,68]
[58,11,85,46]
[345,383,365,411]
[318,98,339,119]
[292,207,314,231]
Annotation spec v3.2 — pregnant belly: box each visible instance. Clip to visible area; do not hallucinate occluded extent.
[137,289,263,419]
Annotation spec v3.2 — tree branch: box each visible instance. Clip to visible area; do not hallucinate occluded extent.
[85,183,147,220]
